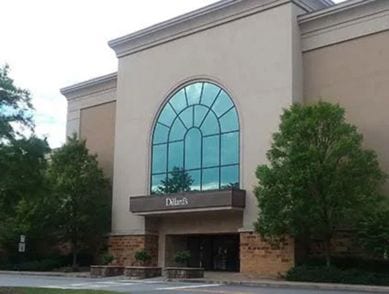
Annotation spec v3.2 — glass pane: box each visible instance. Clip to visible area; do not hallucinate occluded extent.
[202,167,219,191]
[203,135,219,167]
[185,128,201,169]
[194,105,208,127]
[220,165,239,189]
[221,132,239,165]
[201,83,220,107]
[158,103,176,127]
[168,141,184,171]
[151,174,166,194]
[152,144,167,173]
[219,108,239,132]
[212,91,233,117]
[186,83,203,105]
[170,89,187,113]
[153,123,169,144]
[200,112,219,136]
[169,119,187,141]
[179,106,193,129]
[187,169,201,192]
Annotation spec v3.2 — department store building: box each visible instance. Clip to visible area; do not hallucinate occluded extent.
[61,0,389,275]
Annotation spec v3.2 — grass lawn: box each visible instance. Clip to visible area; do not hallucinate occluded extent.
[0,288,117,294]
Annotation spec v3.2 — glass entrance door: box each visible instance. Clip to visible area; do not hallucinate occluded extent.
[187,234,239,271]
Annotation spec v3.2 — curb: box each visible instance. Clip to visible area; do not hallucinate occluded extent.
[173,278,389,293]
[0,271,90,278]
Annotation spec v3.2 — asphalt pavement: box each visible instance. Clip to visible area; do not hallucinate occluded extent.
[0,274,379,293]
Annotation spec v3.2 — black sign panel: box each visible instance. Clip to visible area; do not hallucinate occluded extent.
[130,189,245,215]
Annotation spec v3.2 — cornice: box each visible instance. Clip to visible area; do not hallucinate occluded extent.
[299,0,389,51]
[60,72,117,100]
[299,0,374,23]
[108,0,333,58]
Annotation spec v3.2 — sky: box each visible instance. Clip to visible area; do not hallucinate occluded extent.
[0,0,346,148]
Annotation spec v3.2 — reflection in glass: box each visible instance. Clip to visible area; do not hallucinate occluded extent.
[221,132,239,165]
[186,83,203,105]
[212,91,233,117]
[152,144,167,173]
[155,167,193,194]
[221,165,239,189]
[151,174,166,194]
[202,167,219,190]
[151,82,239,194]
[219,108,239,132]
[168,141,184,171]
[201,112,219,136]
[187,170,201,191]
[180,107,193,129]
[170,119,187,141]
[203,135,219,167]
[169,89,187,112]
[158,103,176,126]
[153,123,169,144]
[185,128,201,170]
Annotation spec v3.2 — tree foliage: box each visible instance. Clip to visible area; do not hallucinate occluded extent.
[0,136,52,259]
[357,200,389,259]
[156,167,193,194]
[255,102,386,266]
[0,64,33,142]
[47,135,111,269]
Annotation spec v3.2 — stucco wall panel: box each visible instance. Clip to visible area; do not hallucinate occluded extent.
[112,3,303,235]
[304,30,389,192]
[80,101,116,180]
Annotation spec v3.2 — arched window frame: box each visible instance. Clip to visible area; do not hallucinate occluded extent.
[150,81,240,194]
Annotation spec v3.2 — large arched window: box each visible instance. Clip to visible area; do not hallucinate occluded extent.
[151,82,239,194]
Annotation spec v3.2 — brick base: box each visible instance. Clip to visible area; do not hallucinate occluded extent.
[108,234,158,266]
[240,231,294,277]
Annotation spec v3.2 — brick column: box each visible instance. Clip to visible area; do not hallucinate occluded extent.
[108,234,158,266]
[240,231,294,277]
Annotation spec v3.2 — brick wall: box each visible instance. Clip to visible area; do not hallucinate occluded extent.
[240,231,294,277]
[108,234,158,266]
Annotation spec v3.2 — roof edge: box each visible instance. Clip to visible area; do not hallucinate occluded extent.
[60,72,117,99]
[299,0,374,23]
[108,0,334,58]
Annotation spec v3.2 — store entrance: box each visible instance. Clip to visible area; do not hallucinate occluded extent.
[186,234,239,272]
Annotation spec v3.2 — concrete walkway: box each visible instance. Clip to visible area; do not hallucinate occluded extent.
[1,270,389,293]
[174,271,389,293]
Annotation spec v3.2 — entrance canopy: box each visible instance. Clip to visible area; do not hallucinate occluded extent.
[130,189,245,216]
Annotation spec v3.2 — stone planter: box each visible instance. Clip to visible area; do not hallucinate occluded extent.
[164,267,204,279]
[124,266,162,279]
[90,265,124,277]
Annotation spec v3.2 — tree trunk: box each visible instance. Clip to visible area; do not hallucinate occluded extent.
[72,243,78,272]
[324,238,331,267]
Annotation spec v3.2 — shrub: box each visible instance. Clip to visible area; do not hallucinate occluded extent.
[286,265,389,286]
[134,250,151,266]
[101,253,114,265]
[174,250,191,266]
[0,258,66,271]
[300,257,389,273]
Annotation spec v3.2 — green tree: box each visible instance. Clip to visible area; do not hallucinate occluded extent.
[0,136,52,259]
[0,65,53,263]
[357,200,389,259]
[255,102,386,267]
[0,64,33,142]
[156,167,193,194]
[48,135,111,270]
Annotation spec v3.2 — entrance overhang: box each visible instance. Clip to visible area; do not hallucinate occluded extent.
[129,189,245,216]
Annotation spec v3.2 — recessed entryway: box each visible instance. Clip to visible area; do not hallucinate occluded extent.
[165,233,240,272]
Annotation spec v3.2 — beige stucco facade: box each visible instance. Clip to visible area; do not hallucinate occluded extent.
[303,30,389,193]
[61,0,389,275]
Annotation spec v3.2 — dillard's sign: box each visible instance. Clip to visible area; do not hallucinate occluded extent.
[165,196,189,207]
